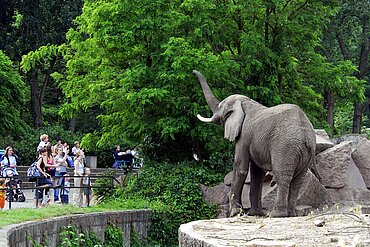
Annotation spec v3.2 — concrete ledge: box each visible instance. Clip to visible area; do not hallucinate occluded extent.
[179,214,370,246]
[0,209,151,247]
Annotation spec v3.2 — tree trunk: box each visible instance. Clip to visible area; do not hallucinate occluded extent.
[30,71,42,128]
[353,103,365,134]
[324,90,334,132]
[352,16,369,134]
[70,117,77,133]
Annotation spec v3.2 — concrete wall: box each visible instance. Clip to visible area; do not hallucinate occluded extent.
[0,209,151,247]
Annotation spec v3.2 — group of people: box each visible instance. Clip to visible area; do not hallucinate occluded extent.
[113,145,142,172]
[0,134,94,209]
[35,134,93,208]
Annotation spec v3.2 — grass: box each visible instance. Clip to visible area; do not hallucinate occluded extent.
[0,199,157,229]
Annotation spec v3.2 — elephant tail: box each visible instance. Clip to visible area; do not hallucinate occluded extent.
[305,141,321,182]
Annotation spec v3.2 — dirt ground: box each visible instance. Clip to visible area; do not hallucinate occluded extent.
[179,204,370,247]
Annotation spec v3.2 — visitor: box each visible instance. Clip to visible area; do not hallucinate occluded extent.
[112,145,125,168]
[0,146,18,174]
[35,147,53,208]
[37,134,49,152]
[0,178,6,209]
[83,167,93,207]
[72,149,85,206]
[62,141,70,155]
[53,139,63,156]
[53,146,69,203]
[60,174,70,204]
[71,141,80,155]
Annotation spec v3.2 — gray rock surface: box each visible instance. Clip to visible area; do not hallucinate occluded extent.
[315,135,335,154]
[351,138,370,189]
[314,129,331,141]
[179,211,370,247]
[316,141,351,188]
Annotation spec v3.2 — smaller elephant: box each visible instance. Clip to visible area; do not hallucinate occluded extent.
[194,70,317,217]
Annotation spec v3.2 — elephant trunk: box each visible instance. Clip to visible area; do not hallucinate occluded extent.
[193,70,219,114]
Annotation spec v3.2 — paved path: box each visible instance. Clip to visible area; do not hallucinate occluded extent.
[3,188,72,210]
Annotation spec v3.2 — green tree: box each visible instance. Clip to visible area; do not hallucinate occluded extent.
[0,50,28,137]
[6,0,83,129]
[321,0,370,134]
[57,0,344,162]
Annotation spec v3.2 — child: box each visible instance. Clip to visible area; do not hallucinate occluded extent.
[60,174,70,204]
[0,178,6,209]
[83,168,93,206]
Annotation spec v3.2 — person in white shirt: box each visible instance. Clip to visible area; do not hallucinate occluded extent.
[71,141,80,155]
[37,134,49,152]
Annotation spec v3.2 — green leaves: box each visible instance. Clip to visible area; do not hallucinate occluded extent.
[0,51,29,136]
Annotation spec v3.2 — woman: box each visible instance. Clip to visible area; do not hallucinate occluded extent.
[35,147,54,207]
[0,146,18,176]
[53,146,69,203]
[73,149,85,206]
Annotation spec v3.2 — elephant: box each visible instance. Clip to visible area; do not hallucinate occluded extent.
[193,70,316,217]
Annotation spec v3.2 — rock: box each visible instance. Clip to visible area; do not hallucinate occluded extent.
[334,134,367,148]
[314,129,331,141]
[316,141,351,188]
[326,188,370,204]
[316,135,335,154]
[351,139,370,189]
[201,183,230,205]
[297,170,332,207]
[224,171,233,186]
[346,159,367,189]
[314,219,325,227]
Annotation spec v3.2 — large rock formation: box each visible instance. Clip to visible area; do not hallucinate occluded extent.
[201,131,370,218]
[351,139,370,189]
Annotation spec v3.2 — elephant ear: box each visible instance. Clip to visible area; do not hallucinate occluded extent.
[224,101,245,141]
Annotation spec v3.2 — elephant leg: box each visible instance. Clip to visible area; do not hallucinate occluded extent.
[249,161,264,216]
[229,144,250,217]
[269,156,296,217]
[287,169,308,217]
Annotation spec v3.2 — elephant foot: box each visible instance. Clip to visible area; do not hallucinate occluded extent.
[248,208,265,217]
[288,209,297,217]
[269,209,289,218]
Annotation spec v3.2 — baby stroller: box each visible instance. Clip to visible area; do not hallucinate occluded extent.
[2,168,26,202]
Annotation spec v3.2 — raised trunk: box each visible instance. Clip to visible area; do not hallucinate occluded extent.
[193,70,219,114]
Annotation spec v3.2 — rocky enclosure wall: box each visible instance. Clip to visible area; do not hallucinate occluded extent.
[0,209,151,247]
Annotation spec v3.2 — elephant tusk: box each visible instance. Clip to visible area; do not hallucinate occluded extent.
[197,114,213,122]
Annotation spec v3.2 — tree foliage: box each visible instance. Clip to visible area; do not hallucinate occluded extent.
[55,0,347,162]
[0,50,28,137]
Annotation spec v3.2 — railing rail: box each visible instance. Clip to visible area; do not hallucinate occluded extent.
[0,174,120,209]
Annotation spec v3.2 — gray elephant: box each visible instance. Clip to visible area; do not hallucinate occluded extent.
[193,70,316,217]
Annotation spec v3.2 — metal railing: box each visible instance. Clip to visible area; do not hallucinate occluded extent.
[1,174,120,210]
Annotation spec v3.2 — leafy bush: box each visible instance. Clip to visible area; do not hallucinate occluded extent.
[106,161,221,246]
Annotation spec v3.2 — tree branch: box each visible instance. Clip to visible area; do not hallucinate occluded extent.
[335,32,350,60]
[288,0,309,20]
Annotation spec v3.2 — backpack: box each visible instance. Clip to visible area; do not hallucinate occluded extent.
[27,158,42,182]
